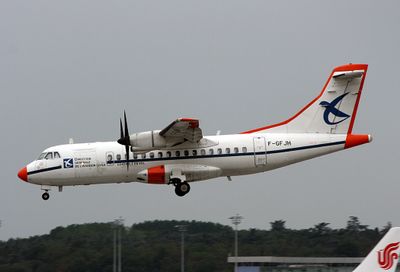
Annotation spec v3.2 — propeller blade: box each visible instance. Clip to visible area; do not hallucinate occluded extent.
[117,111,131,171]
[120,118,123,139]
[125,145,130,171]
[117,119,124,145]
[124,111,129,139]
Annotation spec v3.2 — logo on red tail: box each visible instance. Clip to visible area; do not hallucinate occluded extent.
[378,242,400,270]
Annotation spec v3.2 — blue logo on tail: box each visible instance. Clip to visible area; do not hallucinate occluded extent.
[319,93,350,125]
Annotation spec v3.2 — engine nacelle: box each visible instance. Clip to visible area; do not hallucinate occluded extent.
[137,164,222,184]
[130,130,167,151]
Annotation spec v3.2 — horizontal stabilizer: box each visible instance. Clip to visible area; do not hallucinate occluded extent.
[333,71,364,79]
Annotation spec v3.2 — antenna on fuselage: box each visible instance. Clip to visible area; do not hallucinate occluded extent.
[69,138,74,144]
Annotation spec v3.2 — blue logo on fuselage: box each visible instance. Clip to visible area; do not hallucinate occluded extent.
[319,93,351,125]
[63,158,74,169]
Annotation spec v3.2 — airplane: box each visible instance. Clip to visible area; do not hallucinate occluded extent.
[354,227,400,272]
[17,63,372,200]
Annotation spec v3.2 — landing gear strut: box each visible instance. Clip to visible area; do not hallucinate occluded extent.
[171,178,190,197]
[42,191,50,200]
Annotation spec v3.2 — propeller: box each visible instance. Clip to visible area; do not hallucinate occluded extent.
[117,111,131,170]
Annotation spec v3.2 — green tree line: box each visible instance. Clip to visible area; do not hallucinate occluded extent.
[0,217,392,272]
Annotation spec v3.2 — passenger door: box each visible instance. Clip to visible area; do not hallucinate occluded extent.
[253,136,267,167]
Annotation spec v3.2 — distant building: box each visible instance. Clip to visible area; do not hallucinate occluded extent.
[227,256,365,272]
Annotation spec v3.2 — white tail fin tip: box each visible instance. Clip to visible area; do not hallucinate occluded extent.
[353,227,400,272]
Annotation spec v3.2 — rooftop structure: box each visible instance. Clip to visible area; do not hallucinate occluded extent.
[227,256,364,265]
[227,256,365,272]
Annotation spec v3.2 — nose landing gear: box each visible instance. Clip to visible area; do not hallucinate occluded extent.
[40,185,53,201]
[42,191,50,200]
[40,185,63,200]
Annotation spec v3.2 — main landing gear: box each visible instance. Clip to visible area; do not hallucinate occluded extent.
[170,178,190,197]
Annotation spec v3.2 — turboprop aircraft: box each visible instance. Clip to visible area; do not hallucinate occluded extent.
[353,227,400,272]
[18,63,372,200]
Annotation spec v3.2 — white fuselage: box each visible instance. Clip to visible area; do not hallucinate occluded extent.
[25,133,347,187]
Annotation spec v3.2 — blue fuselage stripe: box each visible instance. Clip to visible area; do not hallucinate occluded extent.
[111,140,346,163]
[27,165,62,175]
[27,140,345,175]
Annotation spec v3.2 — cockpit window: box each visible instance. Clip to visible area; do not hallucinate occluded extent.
[38,152,61,160]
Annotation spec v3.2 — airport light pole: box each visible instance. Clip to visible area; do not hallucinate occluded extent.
[113,217,124,272]
[175,225,187,272]
[113,223,116,272]
[229,214,243,272]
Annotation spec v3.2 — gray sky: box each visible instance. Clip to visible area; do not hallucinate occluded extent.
[1,0,399,240]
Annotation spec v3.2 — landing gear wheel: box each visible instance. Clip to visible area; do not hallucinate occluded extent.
[175,186,185,197]
[175,182,190,197]
[42,192,50,200]
[179,182,190,194]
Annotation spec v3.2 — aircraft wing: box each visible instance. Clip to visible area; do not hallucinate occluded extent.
[159,118,203,143]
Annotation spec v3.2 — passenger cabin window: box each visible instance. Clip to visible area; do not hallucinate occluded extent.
[184,150,189,157]
[192,150,197,156]
[116,154,121,161]
[150,152,154,159]
[167,151,171,158]
[175,151,180,157]
[45,152,53,160]
[242,147,247,153]
[209,149,214,155]
[133,153,138,159]
[200,149,206,156]
[158,152,163,158]
[225,148,230,154]
[217,148,222,155]
[234,147,239,153]
[54,152,61,159]
[107,154,113,162]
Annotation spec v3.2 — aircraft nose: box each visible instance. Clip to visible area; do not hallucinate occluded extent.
[17,166,28,182]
